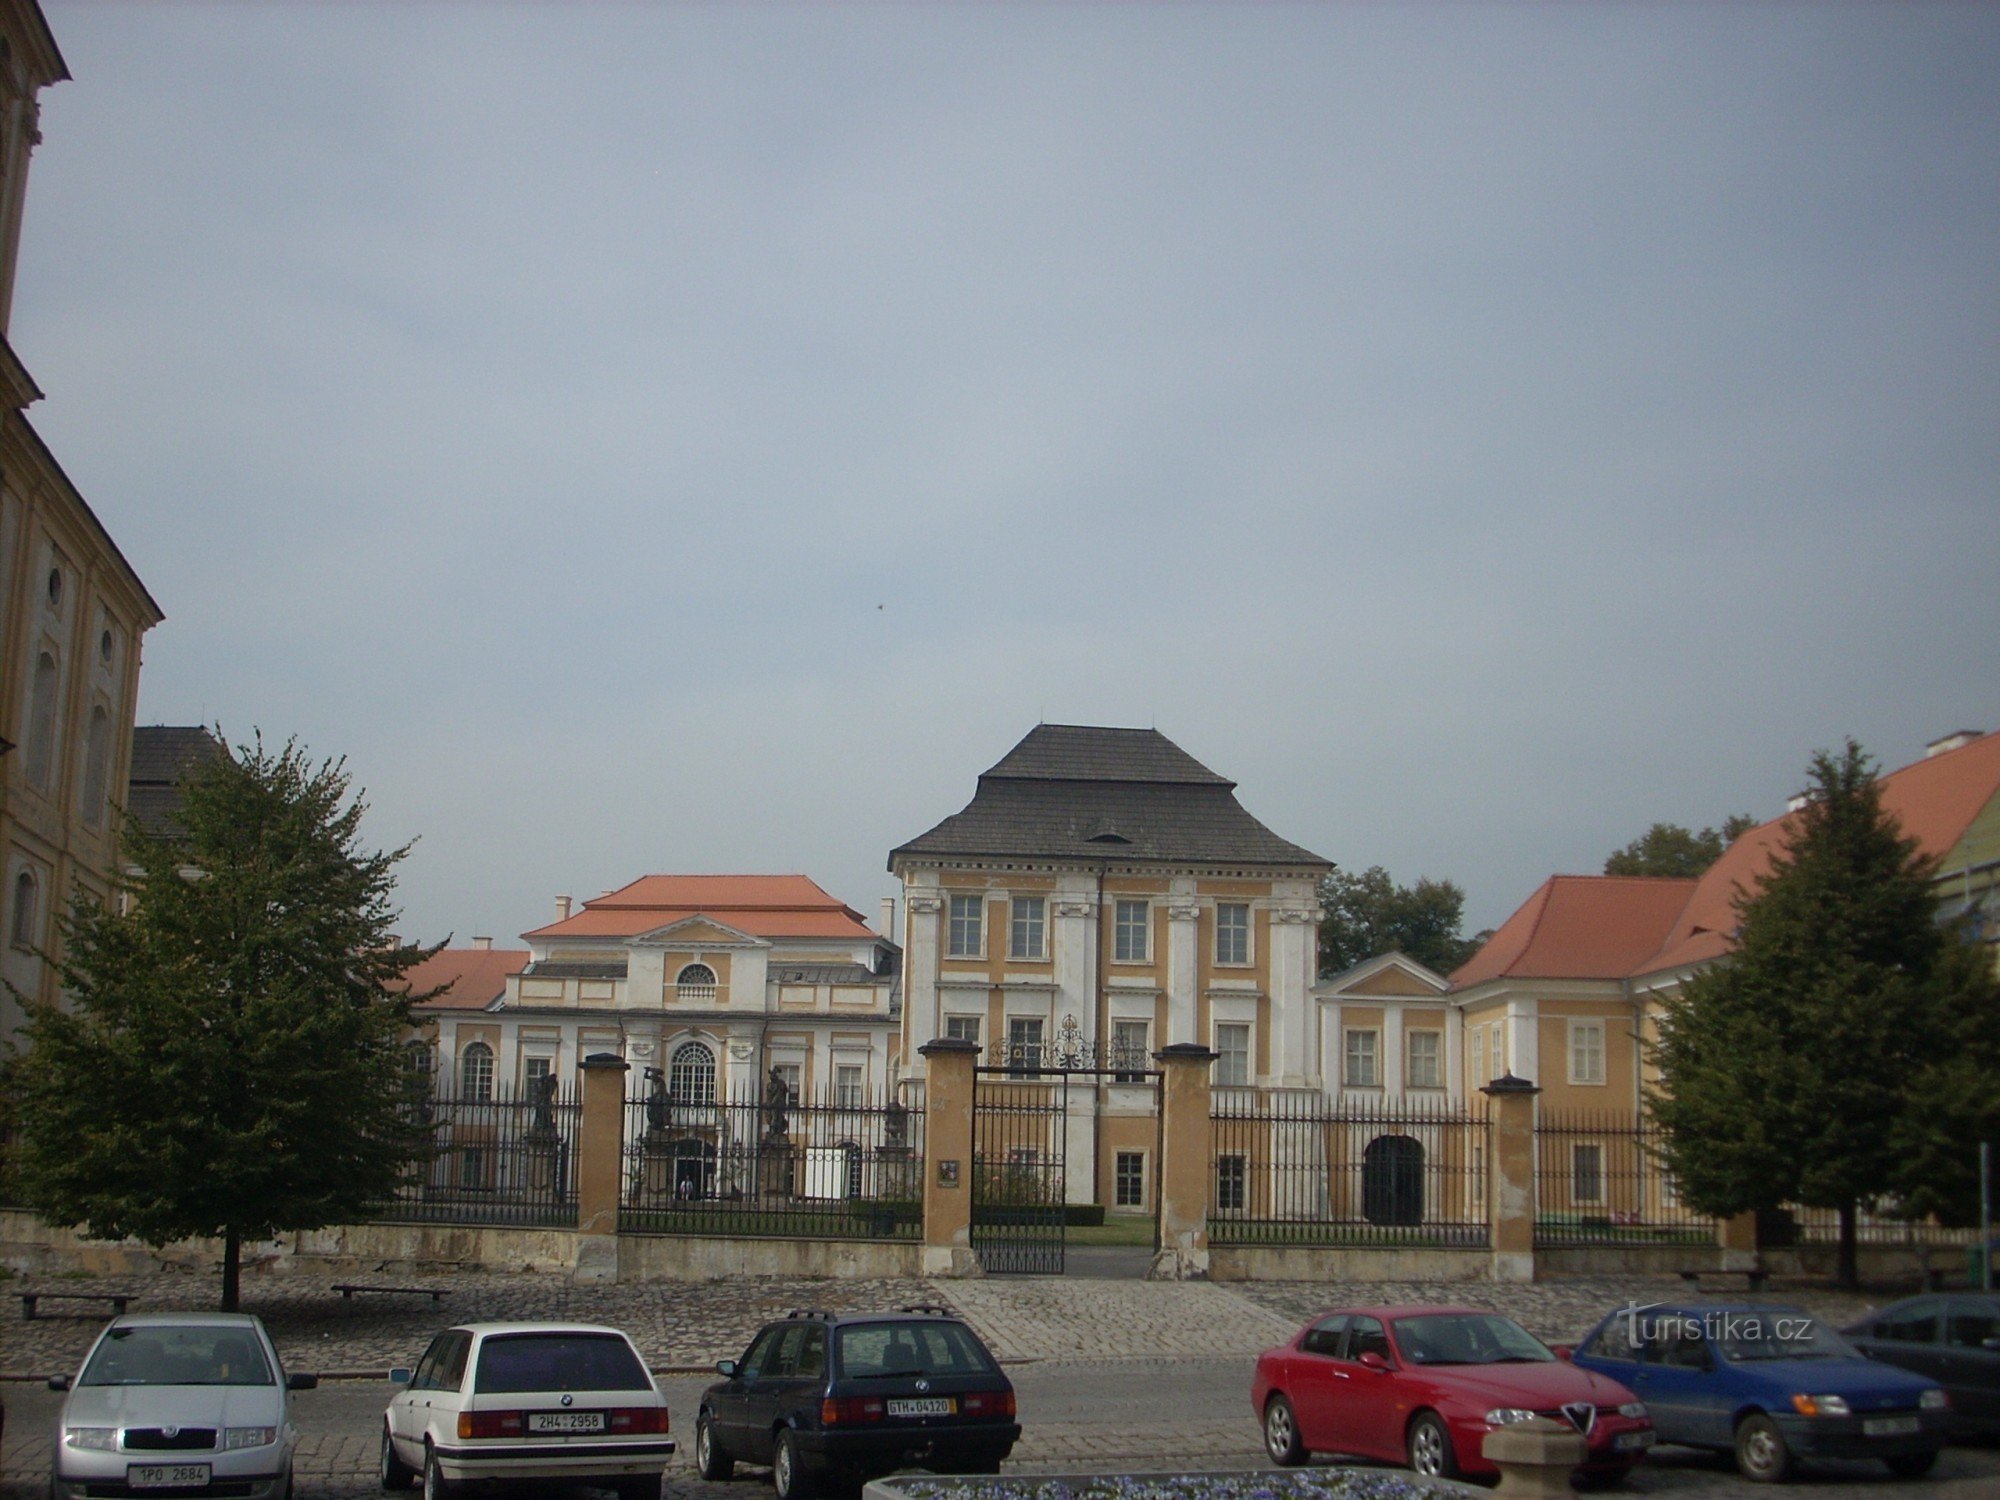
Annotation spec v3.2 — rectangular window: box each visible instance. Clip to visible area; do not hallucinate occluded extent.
[947,894,984,958]
[773,1063,802,1106]
[1006,1016,1044,1076]
[1406,1030,1442,1089]
[1112,1019,1149,1083]
[1344,1028,1380,1088]
[1468,1026,1485,1090]
[522,1055,552,1092]
[1215,1022,1250,1087]
[944,1014,981,1046]
[1215,903,1250,965]
[1115,1151,1145,1208]
[1569,1020,1606,1085]
[1215,1154,1246,1212]
[1572,1143,1604,1205]
[1113,899,1150,962]
[835,1064,863,1109]
[1009,896,1046,960]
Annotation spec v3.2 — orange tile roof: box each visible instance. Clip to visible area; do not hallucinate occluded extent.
[522,874,877,943]
[1456,729,2000,988]
[398,947,530,1011]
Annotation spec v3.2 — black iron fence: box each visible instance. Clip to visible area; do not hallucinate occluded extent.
[1210,1091,1489,1247]
[620,1089,923,1240]
[1532,1110,1716,1247]
[366,1079,580,1228]
[1764,1203,1984,1249]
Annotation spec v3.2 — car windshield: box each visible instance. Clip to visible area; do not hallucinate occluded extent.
[1714,1314,1858,1363]
[837,1322,998,1379]
[80,1326,273,1387]
[1393,1313,1554,1366]
[473,1333,651,1393]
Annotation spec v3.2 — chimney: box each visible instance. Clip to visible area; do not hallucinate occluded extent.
[880,897,896,942]
[1926,730,1982,758]
[555,894,572,921]
[472,935,492,951]
[1787,791,1811,813]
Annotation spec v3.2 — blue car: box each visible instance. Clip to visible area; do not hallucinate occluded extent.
[1570,1302,1949,1482]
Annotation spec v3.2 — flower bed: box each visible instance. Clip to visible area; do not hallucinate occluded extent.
[872,1472,1468,1500]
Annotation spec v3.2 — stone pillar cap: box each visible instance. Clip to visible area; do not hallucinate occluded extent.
[1154,1042,1218,1063]
[919,1037,980,1057]
[1480,1071,1541,1097]
[581,1052,630,1071]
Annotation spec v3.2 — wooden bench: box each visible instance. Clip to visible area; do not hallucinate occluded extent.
[1677,1266,1769,1293]
[21,1290,135,1320]
[332,1283,449,1303]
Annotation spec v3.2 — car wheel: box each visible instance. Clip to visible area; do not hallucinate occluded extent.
[421,1442,456,1500]
[1735,1413,1791,1483]
[380,1424,415,1491]
[696,1413,735,1481]
[773,1429,816,1500]
[1885,1450,1939,1479]
[1263,1393,1306,1466]
[1407,1411,1461,1480]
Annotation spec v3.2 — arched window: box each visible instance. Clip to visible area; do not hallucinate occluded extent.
[81,706,111,828]
[11,870,37,949]
[675,963,717,1005]
[667,1040,715,1105]
[25,651,58,789]
[459,1042,494,1101]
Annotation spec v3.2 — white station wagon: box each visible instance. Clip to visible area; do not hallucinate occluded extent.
[382,1322,673,1499]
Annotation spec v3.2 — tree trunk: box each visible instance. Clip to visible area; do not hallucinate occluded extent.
[1837,1200,1859,1289]
[221,1228,241,1312]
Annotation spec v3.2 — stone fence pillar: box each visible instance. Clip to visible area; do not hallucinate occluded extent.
[1150,1042,1216,1280]
[573,1052,629,1283]
[1717,1211,1759,1270]
[1482,1072,1540,1283]
[919,1037,982,1277]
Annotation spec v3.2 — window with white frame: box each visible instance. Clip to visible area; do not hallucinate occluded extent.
[1468,1026,1485,1090]
[676,962,718,1005]
[835,1063,864,1109]
[773,1062,802,1106]
[1112,1018,1149,1083]
[1215,1154,1247,1211]
[1407,1029,1443,1089]
[1006,1016,1044,1075]
[1568,1019,1606,1085]
[947,894,984,958]
[944,1014,981,1047]
[1572,1142,1604,1204]
[459,1042,494,1101]
[1009,896,1046,960]
[1113,899,1150,962]
[1215,903,1250,965]
[1344,1028,1380,1088]
[1115,1151,1145,1208]
[668,1040,716,1104]
[1215,1022,1250,1086]
[522,1054,553,1093]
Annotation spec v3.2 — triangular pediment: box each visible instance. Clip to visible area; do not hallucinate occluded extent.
[1315,950,1451,1000]
[631,915,767,948]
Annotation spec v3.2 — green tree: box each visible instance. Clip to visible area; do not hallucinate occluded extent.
[10,735,436,1309]
[1648,741,2000,1287]
[1317,866,1478,978]
[1603,816,1756,878]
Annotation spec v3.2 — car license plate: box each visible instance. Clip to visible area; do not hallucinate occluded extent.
[1864,1415,1921,1437]
[528,1411,607,1433]
[128,1464,212,1488]
[886,1397,954,1417]
[1615,1430,1656,1451]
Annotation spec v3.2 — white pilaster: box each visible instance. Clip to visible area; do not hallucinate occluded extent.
[1506,998,1539,1082]
[1166,895,1200,1045]
[1382,1002,1404,1095]
[1053,872,1099,1051]
[903,885,943,1072]
[1270,903,1318,1087]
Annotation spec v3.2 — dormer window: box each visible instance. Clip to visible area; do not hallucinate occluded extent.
[676,962,717,1006]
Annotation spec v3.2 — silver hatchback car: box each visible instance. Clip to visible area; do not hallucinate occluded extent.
[49,1312,316,1500]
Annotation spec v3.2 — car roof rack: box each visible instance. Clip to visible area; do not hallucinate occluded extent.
[895,1304,953,1317]
[786,1308,836,1321]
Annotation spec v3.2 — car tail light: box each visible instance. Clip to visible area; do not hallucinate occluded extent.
[962,1389,1015,1419]
[607,1407,670,1434]
[459,1411,525,1439]
[821,1396,886,1426]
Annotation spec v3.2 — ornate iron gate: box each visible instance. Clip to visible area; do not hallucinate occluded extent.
[970,1015,1161,1275]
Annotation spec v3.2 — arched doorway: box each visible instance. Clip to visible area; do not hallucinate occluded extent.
[1362,1134,1425,1226]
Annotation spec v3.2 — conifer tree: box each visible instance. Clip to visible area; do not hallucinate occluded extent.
[1649,740,2000,1287]
[10,735,435,1309]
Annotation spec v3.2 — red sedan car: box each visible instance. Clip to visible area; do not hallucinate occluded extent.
[1251,1305,1656,1483]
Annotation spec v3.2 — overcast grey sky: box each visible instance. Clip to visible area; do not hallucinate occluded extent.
[19,1,1999,949]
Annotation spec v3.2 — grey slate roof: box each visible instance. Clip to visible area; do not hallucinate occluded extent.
[890,724,1330,870]
[128,726,226,837]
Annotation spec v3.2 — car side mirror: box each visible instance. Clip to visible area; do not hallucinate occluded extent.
[47,1374,70,1392]
[388,1368,413,1387]
[715,1359,738,1378]
[288,1373,319,1391]
[1358,1351,1391,1373]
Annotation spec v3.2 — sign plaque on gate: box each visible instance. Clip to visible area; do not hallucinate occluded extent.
[937,1159,960,1188]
